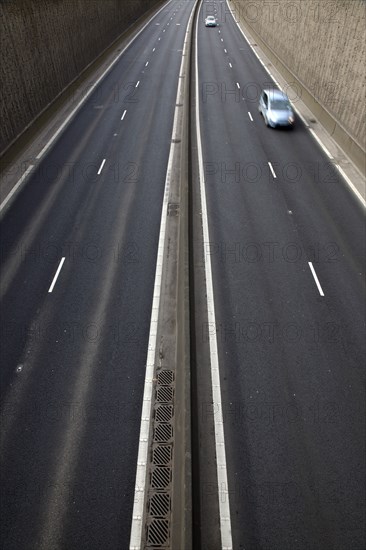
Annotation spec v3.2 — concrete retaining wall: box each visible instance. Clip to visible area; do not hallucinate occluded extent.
[0,0,161,155]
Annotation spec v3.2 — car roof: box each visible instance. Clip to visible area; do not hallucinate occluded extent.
[263,89,289,100]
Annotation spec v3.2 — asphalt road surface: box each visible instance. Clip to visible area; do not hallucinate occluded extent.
[1,0,365,549]
[0,1,195,549]
[194,1,365,549]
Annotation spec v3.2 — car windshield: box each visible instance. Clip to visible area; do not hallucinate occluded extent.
[207,16,215,20]
[271,99,291,110]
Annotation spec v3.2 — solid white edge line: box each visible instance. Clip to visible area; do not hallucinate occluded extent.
[268,162,277,178]
[335,165,366,208]
[308,128,333,159]
[248,111,253,121]
[48,257,66,293]
[35,0,174,161]
[225,0,364,207]
[97,158,106,175]
[195,5,233,549]
[128,4,196,549]
[0,165,34,213]
[308,262,325,296]
[121,110,127,120]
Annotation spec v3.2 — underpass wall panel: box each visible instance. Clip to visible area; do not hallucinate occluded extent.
[0,0,161,155]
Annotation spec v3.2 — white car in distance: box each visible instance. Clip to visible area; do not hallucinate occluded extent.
[205,15,217,27]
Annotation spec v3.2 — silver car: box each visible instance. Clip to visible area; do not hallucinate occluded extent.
[258,89,295,128]
[205,15,217,27]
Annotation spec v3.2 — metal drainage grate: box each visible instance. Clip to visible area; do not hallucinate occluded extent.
[151,467,171,490]
[157,370,174,385]
[147,518,169,546]
[154,424,173,443]
[156,386,173,403]
[155,405,173,423]
[145,366,175,547]
[152,445,172,466]
[149,493,171,517]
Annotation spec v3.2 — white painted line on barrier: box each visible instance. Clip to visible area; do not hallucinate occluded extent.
[268,162,277,178]
[48,257,65,293]
[308,262,325,296]
[97,159,106,175]
[195,4,233,549]
[0,165,34,213]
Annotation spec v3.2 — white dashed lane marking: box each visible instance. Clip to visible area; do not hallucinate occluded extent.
[97,159,106,175]
[308,262,325,296]
[48,257,66,293]
[268,162,277,178]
